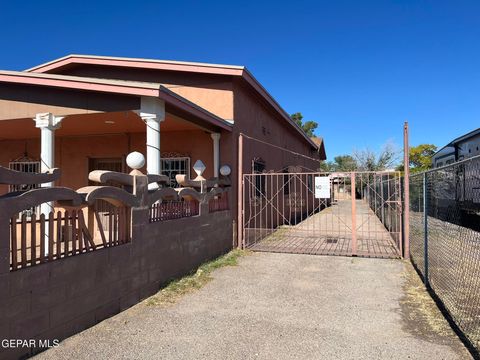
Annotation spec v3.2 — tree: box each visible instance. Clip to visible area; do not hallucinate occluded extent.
[319,155,357,172]
[353,143,398,171]
[396,144,437,173]
[291,112,318,137]
[332,155,357,171]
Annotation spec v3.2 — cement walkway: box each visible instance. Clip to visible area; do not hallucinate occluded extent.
[36,253,470,360]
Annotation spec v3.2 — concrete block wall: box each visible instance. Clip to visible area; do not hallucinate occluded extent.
[0,209,232,360]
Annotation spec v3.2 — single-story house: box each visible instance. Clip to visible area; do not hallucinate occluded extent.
[0,54,326,222]
[0,55,329,359]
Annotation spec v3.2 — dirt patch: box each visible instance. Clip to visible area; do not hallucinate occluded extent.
[400,261,470,357]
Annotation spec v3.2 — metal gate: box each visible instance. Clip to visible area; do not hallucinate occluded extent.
[241,171,403,258]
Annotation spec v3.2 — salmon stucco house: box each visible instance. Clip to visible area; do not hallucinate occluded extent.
[0,55,327,358]
[0,54,326,220]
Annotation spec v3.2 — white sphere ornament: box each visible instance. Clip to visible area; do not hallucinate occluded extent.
[126,151,145,170]
[220,165,231,176]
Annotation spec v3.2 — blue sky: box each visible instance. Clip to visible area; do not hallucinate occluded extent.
[1,0,479,160]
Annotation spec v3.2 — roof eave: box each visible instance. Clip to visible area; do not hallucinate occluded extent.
[0,71,232,132]
[26,54,317,149]
[26,54,245,76]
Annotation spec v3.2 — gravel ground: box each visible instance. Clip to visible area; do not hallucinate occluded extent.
[35,252,470,360]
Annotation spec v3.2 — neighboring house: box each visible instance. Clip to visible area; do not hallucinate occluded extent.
[432,127,480,167]
[0,54,326,215]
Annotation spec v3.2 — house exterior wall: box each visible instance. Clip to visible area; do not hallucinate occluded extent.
[232,79,319,174]
[41,64,320,190]
[433,133,480,168]
[55,66,234,121]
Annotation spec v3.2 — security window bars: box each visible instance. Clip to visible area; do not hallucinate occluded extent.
[9,160,40,192]
[161,157,190,188]
[9,159,41,219]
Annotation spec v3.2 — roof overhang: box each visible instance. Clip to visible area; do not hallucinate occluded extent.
[0,70,232,131]
[26,54,318,150]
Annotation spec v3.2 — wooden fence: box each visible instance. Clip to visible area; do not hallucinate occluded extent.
[149,200,199,223]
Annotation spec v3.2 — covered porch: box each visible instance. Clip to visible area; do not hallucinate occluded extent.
[0,71,233,261]
[0,71,233,195]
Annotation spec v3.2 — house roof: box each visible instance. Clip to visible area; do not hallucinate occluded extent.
[432,127,480,158]
[310,136,326,160]
[0,70,232,131]
[26,54,321,150]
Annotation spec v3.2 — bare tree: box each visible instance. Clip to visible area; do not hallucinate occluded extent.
[353,143,399,171]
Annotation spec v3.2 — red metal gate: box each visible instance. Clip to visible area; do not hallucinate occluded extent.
[241,171,403,258]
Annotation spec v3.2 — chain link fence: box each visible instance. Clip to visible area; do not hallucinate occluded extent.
[409,155,480,353]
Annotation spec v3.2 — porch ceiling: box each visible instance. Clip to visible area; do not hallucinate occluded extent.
[0,70,232,132]
[0,111,201,140]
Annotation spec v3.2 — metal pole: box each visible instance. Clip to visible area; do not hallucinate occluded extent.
[403,122,410,259]
[351,172,357,256]
[423,172,429,286]
[237,133,244,249]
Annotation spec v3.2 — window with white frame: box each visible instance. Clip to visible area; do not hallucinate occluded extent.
[161,156,191,187]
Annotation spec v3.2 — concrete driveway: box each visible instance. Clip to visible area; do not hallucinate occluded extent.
[35,252,470,360]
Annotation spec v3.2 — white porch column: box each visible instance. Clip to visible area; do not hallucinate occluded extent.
[211,133,221,178]
[34,113,63,253]
[34,113,63,189]
[136,97,165,189]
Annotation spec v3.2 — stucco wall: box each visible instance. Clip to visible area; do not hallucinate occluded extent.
[232,80,319,174]
[0,207,232,359]
[58,66,234,121]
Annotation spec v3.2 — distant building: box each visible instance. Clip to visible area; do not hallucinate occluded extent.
[432,128,480,167]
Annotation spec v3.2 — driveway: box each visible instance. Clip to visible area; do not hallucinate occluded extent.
[35,252,470,359]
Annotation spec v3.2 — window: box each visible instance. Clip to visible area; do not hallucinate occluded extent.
[9,156,41,219]
[437,162,443,167]
[88,158,124,185]
[252,158,265,197]
[446,159,455,165]
[161,157,190,188]
[9,157,40,192]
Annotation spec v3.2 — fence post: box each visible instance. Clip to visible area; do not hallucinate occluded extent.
[423,172,429,286]
[237,133,244,249]
[403,122,410,259]
[351,172,357,256]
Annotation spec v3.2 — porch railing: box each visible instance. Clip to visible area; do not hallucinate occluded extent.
[209,192,229,213]
[149,200,199,223]
[10,207,130,271]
